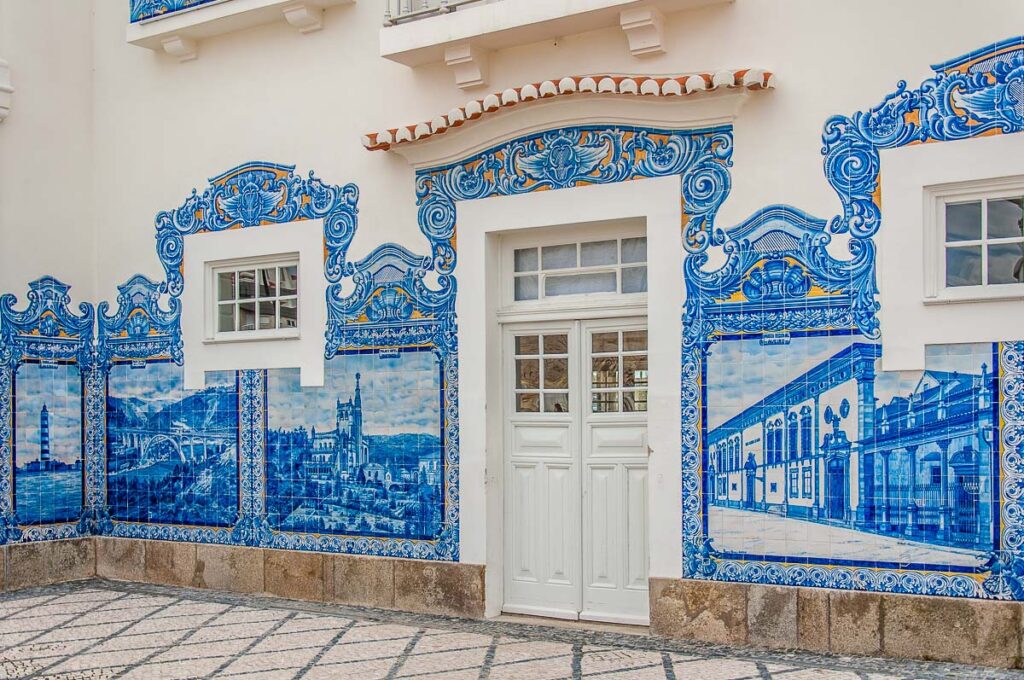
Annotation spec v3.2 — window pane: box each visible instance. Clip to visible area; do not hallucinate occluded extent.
[514,248,538,272]
[592,332,618,353]
[592,391,619,413]
[544,393,569,413]
[514,276,538,301]
[623,355,648,387]
[515,335,539,355]
[945,201,982,242]
[258,268,277,297]
[946,246,983,287]
[279,299,298,329]
[592,357,619,388]
[541,244,577,270]
[258,300,277,330]
[545,272,616,296]
[581,240,617,266]
[621,237,647,263]
[988,242,1024,285]
[516,393,540,413]
[217,303,235,332]
[621,266,648,293]
[217,272,236,301]
[280,265,298,296]
[623,390,648,413]
[238,270,256,299]
[238,301,256,331]
[516,359,539,389]
[544,358,568,389]
[543,334,568,354]
[623,330,647,351]
[988,197,1024,239]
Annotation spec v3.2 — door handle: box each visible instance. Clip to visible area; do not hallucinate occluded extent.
[646,445,653,457]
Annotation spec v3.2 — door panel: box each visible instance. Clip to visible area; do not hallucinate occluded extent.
[580,320,650,625]
[503,319,649,624]
[503,325,579,620]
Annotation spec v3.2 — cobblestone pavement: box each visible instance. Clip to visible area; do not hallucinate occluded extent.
[0,580,1017,679]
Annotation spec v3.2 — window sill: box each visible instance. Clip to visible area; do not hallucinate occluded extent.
[203,330,300,344]
[923,288,1024,305]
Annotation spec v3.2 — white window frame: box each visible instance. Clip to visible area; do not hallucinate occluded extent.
[925,176,1024,304]
[498,220,648,318]
[205,253,300,343]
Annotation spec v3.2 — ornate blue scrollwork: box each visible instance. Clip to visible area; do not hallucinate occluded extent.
[97,275,182,365]
[822,37,1024,242]
[415,125,735,283]
[328,243,455,355]
[154,162,359,335]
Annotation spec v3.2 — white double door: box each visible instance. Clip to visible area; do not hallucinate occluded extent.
[503,318,649,625]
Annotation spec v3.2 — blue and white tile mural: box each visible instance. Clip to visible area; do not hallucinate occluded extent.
[1,37,1023,597]
[266,349,443,540]
[14,362,84,525]
[705,334,997,570]
[105,362,239,526]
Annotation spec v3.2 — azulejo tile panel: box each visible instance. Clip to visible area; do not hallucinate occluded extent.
[0,37,1022,597]
[0,277,93,543]
[681,37,1024,599]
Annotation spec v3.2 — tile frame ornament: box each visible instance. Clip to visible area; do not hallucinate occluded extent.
[682,37,1024,600]
[0,277,94,543]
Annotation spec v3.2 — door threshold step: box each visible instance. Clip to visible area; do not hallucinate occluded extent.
[493,612,651,637]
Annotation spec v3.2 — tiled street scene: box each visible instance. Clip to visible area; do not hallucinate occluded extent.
[0,580,1013,680]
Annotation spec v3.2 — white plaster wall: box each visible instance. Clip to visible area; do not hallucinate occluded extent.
[3,0,1024,573]
[0,0,95,301]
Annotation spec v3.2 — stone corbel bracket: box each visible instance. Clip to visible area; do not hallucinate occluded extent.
[0,59,12,122]
[127,0,352,62]
[620,7,666,57]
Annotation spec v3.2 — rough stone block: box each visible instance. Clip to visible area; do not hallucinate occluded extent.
[7,539,94,590]
[394,560,484,618]
[747,584,797,649]
[330,554,395,609]
[195,544,263,593]
[797,587,830,652]
[649,577,748,646]
[264,549,324,601]
[882,592,1021,668]
[145,540,197,587]
[96,537,145,582]
[829,590,881,656]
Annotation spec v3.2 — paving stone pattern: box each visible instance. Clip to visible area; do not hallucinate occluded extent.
[0,580,1016,679]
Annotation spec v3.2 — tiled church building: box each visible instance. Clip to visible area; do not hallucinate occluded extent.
[2,0,1024,670]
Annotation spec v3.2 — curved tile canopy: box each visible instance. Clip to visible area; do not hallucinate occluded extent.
[362,69,775,151]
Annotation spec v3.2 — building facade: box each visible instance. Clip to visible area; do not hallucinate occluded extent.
[3,0,1024,667]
